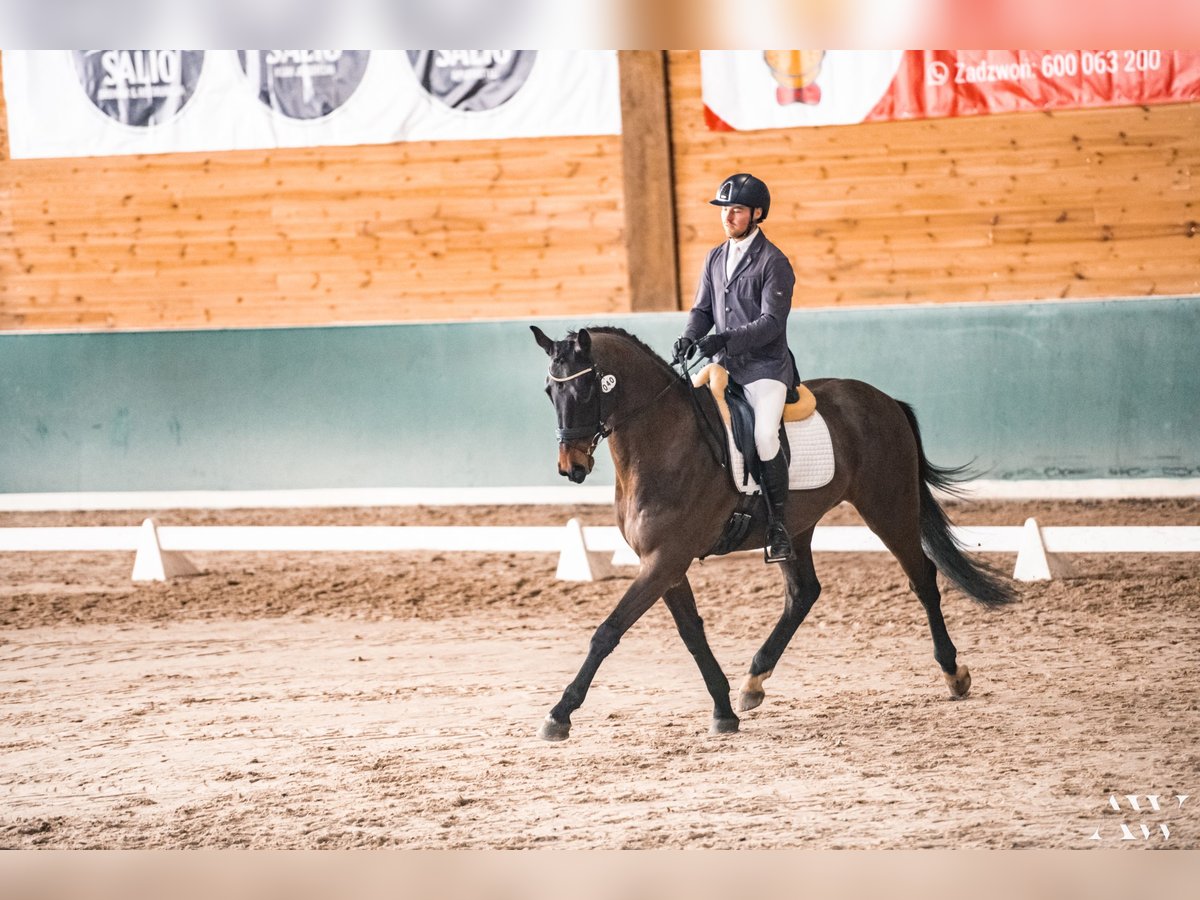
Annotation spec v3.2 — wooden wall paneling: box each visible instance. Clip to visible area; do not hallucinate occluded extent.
[4,51,1199,331]
[0,60,12,321]
[666,50,1200,308]
[0,53,631,331]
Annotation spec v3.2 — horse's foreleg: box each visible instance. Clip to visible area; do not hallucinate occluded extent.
[738,529,820,712]
[539,555,687,742]
[662,578,738,734]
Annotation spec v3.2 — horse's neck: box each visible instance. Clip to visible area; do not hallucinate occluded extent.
[596,339,705,485]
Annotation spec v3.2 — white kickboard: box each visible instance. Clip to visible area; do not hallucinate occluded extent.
[728,411,835,495]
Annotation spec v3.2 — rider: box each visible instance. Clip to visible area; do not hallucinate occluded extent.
[673,173,797,563]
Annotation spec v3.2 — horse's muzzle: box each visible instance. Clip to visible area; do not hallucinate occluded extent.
[558,443,594,483]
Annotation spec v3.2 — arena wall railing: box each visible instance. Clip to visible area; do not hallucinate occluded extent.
[2,517,1198,584]
[1,296,1198,499]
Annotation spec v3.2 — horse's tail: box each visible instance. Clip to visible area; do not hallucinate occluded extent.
[898,401,1018,608]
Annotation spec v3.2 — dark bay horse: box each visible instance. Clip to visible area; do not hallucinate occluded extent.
[531,325,1015,742]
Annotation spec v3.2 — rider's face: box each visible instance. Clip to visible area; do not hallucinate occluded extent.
[721,204,758,240]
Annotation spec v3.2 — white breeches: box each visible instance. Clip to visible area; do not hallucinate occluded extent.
[743,378,788,461]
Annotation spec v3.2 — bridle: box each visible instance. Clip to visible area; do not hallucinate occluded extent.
[547,367,594,384]
[548,362,676,453]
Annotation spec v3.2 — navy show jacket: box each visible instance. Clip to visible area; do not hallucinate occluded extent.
[683,230,796,385]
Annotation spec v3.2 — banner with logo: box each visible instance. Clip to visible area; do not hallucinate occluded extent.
[702,50,1200,131]
[2,50,621,159]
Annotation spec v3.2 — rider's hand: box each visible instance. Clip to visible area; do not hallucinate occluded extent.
[695,332,728,358]
[672,336,696,362]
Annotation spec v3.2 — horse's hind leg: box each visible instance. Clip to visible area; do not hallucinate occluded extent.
[855,507,971,699]
[663,578,739,734]
[738,528,821,713]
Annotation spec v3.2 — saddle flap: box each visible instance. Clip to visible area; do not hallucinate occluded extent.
[723,379,759,485]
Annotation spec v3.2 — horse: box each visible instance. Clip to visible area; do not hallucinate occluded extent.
[530,324,1016,742]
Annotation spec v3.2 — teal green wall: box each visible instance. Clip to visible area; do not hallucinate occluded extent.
[1,297,1197,492]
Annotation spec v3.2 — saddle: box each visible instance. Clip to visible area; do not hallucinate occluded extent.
[691,364,833,558]
[692,363,817,485]
[693,364,816,428]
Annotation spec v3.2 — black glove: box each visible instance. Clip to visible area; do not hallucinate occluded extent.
[672,336,696,362]
[695,332,728,358]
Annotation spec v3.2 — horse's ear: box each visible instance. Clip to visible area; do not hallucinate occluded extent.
[575,329,591,354]
[530,325,555,357]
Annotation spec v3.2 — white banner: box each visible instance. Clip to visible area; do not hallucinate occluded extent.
[2,50,621,159]
[701,50,906,130]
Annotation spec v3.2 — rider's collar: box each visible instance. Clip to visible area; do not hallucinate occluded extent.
[728,226,761,250]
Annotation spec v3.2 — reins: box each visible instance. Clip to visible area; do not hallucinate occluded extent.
[604,378,676,436]
[672,353,728,468]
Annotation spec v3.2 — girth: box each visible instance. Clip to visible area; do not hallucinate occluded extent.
[702,492,759,558]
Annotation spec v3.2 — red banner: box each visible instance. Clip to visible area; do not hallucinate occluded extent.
[701,50,1200,131]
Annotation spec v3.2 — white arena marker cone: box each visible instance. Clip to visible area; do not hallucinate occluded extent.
[131,518,200,582]
[556,518,613,582]
[1012,517,1074,582]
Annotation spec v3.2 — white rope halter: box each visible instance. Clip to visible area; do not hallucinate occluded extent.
[547,366,594,383]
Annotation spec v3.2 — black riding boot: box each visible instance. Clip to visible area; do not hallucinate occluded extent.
[759,451,794,563]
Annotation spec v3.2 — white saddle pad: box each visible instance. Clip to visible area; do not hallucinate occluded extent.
[726,411,835,495]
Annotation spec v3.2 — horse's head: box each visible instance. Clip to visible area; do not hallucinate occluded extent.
[531,325,605,483]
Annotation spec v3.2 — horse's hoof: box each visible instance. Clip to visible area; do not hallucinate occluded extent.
[539,716,571,742]
[944,664,971,700]
[737,690,765,712]
[710,715,740,735]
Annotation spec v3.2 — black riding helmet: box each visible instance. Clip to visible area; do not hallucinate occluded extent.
[709,173,771,222]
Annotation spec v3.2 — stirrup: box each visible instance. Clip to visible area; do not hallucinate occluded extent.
[764,524,794,564]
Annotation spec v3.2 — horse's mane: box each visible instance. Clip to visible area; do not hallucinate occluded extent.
[569,326,684,383]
